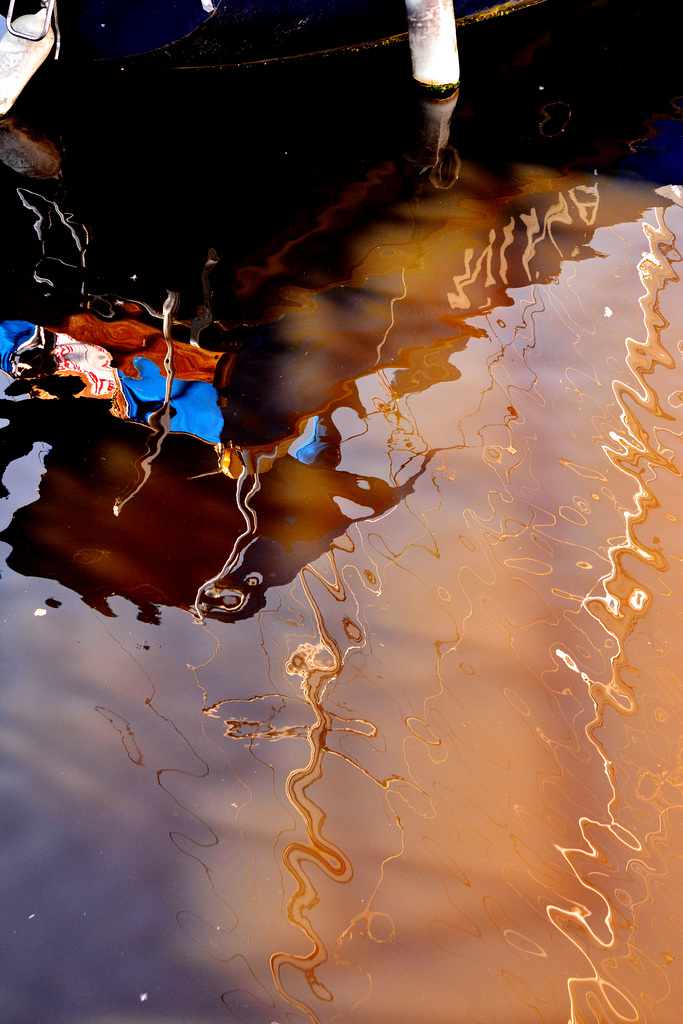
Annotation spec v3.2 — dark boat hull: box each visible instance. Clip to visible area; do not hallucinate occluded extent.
[2,0,541,63]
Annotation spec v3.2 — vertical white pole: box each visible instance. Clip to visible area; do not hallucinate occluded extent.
[405,0,460,94]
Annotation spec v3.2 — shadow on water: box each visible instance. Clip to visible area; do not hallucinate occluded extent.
[2,1,683,1022]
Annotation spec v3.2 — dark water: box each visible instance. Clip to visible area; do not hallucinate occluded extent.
[2,2,683,1022]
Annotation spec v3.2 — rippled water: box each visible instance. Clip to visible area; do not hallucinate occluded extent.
[3,3,683,1023]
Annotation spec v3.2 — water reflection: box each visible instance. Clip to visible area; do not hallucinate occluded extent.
[197,186,683,1024]
[3,5,683,1024]
[0,161,659,626]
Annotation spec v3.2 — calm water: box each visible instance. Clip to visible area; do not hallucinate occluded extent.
[3,3,683,1022]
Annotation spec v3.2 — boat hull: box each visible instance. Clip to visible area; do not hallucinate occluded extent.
[2,0,541,63]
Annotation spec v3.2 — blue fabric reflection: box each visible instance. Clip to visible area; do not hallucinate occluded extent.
[0,321,36,374]
[119,357,223,444]
[0,323,222,445]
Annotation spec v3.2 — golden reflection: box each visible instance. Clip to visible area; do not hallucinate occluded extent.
[211,187,683,1023]
[556,201,683,1022]
[8,163,683,1024]
[270,632,351,1023]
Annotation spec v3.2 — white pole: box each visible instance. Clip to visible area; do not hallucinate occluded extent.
[405,0,460,94]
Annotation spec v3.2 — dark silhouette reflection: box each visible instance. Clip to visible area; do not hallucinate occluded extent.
[0,386,428,622]
[0,394,230,621]
[196,441,430,622]
[0,81,461,624]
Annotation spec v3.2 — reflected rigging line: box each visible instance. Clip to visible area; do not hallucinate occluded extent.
[113,290,180,516]
[270,574,349,1024]
[375,266,407,362]
[17,188,89,294]
[193,449,272,619]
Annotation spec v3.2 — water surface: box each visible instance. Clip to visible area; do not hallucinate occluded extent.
[2,3,683,1022]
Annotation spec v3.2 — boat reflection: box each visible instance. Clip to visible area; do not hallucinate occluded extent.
[0,146,672,626]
